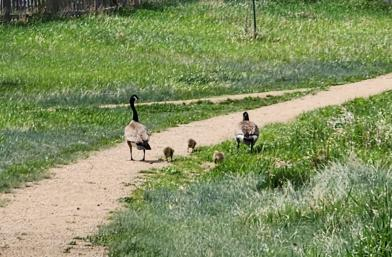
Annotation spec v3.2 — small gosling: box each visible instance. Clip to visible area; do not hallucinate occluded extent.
[163,147,174,162]
[213,151,225,164]
[188,138,197,153]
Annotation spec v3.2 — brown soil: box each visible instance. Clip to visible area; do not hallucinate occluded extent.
[0,73,391,257]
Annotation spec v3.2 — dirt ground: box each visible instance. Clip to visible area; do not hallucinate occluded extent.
[0,73,391,257]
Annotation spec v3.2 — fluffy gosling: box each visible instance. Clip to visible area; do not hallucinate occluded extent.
[213,151,225,164]
[163,147,174,162]
[188,138,197,153]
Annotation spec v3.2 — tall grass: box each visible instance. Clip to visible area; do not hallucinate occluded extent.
[97,162,392,257]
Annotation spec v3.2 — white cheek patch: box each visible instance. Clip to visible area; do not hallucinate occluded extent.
[236,135,245,141]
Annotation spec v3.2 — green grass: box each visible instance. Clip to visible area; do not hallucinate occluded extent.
[98,163,392,257]
[0,91,306,192]
[1,0,391,104]
[95,91,392,256]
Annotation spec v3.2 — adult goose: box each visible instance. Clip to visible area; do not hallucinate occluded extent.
[124,95,151,161]
[235,112,259,152]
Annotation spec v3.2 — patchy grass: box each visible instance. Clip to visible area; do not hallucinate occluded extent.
[0,91,306,192]
[95,90,392,256]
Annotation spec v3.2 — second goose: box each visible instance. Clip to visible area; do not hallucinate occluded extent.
[235,111,259,152]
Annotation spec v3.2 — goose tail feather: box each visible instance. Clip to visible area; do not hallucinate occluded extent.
[137,141,151,150]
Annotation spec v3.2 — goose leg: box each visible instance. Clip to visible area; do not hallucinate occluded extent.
[142,149,146,161]
[127,141,134,161]
[236,139,240,151]
[250,143,254,153]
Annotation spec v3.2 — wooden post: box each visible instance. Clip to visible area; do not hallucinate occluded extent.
[4,0,12,22]
[252,0,257,39]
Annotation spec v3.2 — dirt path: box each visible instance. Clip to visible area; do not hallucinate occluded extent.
[1,73,391,257]
[99,88,310,108]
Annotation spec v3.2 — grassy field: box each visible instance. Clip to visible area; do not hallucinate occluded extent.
[0,0,391,190]
[95,91,392,256]
[1,0,391,104]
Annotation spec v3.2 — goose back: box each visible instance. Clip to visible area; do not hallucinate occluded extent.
[125,120,151,150]
[236,120,259,145]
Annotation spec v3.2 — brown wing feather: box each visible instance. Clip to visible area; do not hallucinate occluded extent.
[124,121,150,143]
[238,121,259,137]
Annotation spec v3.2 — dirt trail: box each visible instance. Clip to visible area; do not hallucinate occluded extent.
[99,88,309,108]
[1,73,392,257]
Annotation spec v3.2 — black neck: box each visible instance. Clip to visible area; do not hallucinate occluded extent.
[130,99,139,122]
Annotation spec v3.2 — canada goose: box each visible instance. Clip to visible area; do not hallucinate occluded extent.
[213,151,225,164]
[163,147,174,162]
[235,112,259,152]
[188,138,197,153]
[124,95,151,161]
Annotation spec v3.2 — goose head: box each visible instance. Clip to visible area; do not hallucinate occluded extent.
[243,112,249,121]
[130,94,139,104]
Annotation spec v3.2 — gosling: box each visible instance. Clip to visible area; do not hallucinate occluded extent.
[188,138,197,153]
[163,147,174,162]
[213,151,225,164]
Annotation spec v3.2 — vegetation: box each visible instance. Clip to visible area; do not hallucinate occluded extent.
[95,91,392,256]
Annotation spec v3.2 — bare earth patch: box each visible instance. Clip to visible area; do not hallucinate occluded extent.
[0,74,391,257]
